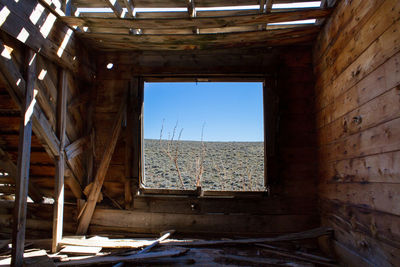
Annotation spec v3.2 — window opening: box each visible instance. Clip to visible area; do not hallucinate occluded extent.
[142,81,265,192]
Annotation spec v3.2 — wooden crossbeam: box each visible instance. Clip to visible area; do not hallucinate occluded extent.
[52,68,68,253]
[105,0,123,18]
[76,97,126,234]
[11,49,36,267]
[62,8,331,29]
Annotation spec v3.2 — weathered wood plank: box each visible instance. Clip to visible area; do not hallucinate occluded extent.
[319,150,400,184]
[315,21,400,111]
[319,117,400,163]
[76,97,126,234]
[52,68,68,253]
[62,8,330,29]
[315,0,400,95]
[105,0,123,18]
[91,209,322,236]
[313,0,385,67]
[11,49,36,267]
[65,136,89,161]
[320,199,400,249]
[319,183,400,216]
[318,86,400,147]
[316,51,400,132]
[321,214,400,266]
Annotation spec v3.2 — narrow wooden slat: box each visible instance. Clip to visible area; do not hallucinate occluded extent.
[123,0,135,17]
[11,49,36,267]
[62,8,330,29]
[187,0,196,18]
[52,68,68,253]
[266,0,274,13]
[76,97,126,234]
[104,0,123,18]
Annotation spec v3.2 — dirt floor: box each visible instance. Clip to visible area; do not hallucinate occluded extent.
[144,139,265,191]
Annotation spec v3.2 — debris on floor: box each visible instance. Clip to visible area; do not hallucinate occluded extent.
[0,227,338,266]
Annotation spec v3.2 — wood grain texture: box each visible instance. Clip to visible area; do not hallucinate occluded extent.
[314,0,400,266]
[62,8,330,29]
[11,49,36,267]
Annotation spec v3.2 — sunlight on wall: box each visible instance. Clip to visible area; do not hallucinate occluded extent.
[1,45,13,60]
[24,89,38,126]
[29,3,45,25]
[273,1,321,9]
[38,69,47,80]
[28,53,37,66]
[0,6,10,27]
[40,13,56,38]
[268,19,316,25]
[17,28,29,43]
[57,29,73,57]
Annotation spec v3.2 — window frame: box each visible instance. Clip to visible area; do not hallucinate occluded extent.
[137,76,273,198]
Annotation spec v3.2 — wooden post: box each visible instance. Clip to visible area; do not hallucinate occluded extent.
[52,68,68,253]
[11,49,37,267]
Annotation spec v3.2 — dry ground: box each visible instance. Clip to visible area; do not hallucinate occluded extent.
[144,139,265,191]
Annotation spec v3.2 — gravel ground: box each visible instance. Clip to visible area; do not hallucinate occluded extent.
[144,139,265,191]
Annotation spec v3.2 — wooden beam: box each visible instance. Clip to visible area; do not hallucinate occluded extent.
[260,0,266,13]
[187,0,196,18]
[76,97,126,234]
[105,0,123,18]
[123,0,135,18]
[65,136,89,161]
[266,0,274,13]
[62,8,331,29]
[0,147,43,203]
[11,49,36,267]
[52,68,68,253]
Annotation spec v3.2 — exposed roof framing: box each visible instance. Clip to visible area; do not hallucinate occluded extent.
[74,0,321,8]
[58,0,332,50]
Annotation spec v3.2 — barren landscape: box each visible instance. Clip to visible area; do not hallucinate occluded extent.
[144,139,265,191]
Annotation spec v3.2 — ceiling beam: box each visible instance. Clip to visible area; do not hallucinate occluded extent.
[105,0,123,18]
[62,8,331,30]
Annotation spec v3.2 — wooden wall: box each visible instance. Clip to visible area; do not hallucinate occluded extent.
[0,0,95,236]
[91,46,319,236]
[313,0,400,265]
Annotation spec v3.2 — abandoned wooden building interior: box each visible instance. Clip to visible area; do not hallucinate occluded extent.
[0,0,399,265]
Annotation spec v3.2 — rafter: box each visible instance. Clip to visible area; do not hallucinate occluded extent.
[105,0,124,18]
[62,8,331,30]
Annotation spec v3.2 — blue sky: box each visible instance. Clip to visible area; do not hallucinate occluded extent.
[144,82,264,142]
